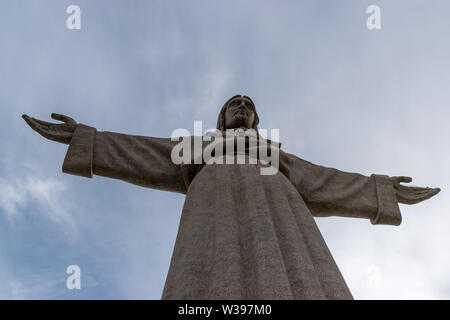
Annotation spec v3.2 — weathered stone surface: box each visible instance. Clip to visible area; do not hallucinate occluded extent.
[22,95,440,299]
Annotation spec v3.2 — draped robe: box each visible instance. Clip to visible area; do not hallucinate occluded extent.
[62,124,402,299]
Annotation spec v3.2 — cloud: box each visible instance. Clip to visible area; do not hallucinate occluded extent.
[0,175,76,232]
[0,178,27,220]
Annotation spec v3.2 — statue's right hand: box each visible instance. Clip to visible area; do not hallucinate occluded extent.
[22,113,77,145]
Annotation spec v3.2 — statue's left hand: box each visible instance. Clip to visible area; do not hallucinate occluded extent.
[390,176,440,205]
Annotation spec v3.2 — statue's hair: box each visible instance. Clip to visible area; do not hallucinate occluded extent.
[216,95,260,131]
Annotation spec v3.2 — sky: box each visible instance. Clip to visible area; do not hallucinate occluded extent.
[0,0,449,299]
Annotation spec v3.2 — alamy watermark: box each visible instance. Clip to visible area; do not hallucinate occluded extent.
[367,5,381,30]
[170,121,280,176]
[64,5,381,31]
[66,265,81,290]
[66,5,81,30]
[366,264,382,290]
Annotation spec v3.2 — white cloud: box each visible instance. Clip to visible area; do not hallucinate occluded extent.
[0,175,76,232]
[0,178,27,220]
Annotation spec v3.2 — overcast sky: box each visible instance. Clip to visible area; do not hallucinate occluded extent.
[1,0,449,299]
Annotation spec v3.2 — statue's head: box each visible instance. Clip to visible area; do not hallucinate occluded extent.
[216,95,260,131]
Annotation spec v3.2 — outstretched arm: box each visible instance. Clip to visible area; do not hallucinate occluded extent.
[282,152,440,225]
[22,113,187,194]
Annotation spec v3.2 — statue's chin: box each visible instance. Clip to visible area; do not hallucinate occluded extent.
[226,116,251,130]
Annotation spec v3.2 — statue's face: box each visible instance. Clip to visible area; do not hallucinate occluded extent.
[224,96,256,129]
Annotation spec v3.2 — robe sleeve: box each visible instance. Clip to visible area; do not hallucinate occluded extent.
[282,152,402,226]
[62,123,187,194]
